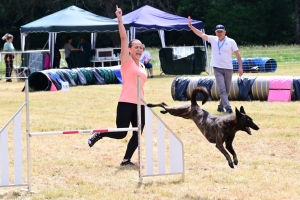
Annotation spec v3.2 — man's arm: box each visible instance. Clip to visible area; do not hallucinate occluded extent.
[234,50,243,76]
[188,16,208,41]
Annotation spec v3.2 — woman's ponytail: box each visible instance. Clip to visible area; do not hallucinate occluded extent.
[2,33,13,41]
[2,33,8,40]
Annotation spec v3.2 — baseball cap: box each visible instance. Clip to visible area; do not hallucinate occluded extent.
[215,25,225,31]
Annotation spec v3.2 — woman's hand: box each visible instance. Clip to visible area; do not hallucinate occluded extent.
[115,5,122,19]
[188,16,192,28]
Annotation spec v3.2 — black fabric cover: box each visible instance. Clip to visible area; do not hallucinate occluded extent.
[195,77,215,101]
[92,68,106,85]
[237,76,257,101]
[60,70,77,86]
[72,68,87,85]
[68,50,95,68]
[66,69,78,83]
[79,68,94,85]
[53,69,68,83]
[97,67,117,84]
[21,53,30,67]
[159,46,206,75]
[292,77,300,100]
[193,47,207,74]
[171,76,191,101]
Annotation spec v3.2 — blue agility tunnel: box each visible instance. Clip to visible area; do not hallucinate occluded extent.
[233,57,277,72]
[27,66,122,92]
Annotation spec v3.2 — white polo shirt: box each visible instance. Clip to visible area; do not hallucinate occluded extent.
[207,36,238,69]
[139,50,152,63]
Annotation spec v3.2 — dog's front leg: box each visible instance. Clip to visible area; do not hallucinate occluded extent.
[147,103,169,114]
[215,136,234,168]
[225,137,238,166]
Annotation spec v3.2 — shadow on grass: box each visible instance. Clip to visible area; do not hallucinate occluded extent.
[134,177,184,188]
[152,72,210,80]
[113,164,138,174]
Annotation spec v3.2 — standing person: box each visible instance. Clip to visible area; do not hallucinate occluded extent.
[140,44,154,78]
[2,33,15,82]
[188,17,243,113]
[77,37,91,51]
[53,37,61,69]
[64,35,82,68]
[88,5,147,166]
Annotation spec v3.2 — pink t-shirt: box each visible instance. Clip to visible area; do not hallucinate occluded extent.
[119,57,147,105]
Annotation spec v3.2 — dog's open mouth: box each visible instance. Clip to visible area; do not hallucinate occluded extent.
[246,127,252,135]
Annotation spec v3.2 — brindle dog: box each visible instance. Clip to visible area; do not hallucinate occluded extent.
[147,86,259,168]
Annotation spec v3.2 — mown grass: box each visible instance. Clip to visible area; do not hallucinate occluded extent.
[1,45,300,77]
[0,46,300,199]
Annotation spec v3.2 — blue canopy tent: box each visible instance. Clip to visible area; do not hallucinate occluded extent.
[120,5,208,72]
[120,5,205,48]
[20,5,128,67]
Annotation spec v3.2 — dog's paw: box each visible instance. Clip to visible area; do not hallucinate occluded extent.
[234,160,238,166]
[160,110,167,114]
[229,162,234,168]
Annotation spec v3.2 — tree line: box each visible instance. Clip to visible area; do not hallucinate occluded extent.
[0,0,298,50]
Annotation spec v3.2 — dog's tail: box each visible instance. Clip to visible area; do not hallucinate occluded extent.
[191,86,209,105]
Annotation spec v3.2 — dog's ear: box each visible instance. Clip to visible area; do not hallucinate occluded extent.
[236,107,243,119]
[235,107,239,114]
[240,106,246,114]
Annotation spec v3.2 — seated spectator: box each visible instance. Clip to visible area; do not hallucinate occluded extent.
[77,37,91,51]
[140,44,154,78]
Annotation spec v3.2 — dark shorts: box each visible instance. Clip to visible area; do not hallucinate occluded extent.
[144,62,153,69]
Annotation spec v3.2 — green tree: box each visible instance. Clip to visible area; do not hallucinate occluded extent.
[0,0,298,49]
[177,0,295,45]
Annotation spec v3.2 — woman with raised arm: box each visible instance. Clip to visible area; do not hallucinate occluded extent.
[88,6,147,166]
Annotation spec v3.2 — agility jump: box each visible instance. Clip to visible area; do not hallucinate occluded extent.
[0,77,184,192]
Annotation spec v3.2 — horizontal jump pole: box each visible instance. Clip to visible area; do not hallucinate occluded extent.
[30,127,139,137]
[0,50,49,54]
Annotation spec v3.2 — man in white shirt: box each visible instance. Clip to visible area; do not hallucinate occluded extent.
[188,17,243,113]
[140,44,154,78]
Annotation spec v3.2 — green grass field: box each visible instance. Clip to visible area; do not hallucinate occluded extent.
[0,46,300,199]
[1,45,300,77]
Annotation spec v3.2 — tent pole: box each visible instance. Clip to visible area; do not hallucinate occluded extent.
[158,30,165,48]
[91,32,97,49]
[49,33,55,69]
[127,30,130,43]
[201,29,210,74]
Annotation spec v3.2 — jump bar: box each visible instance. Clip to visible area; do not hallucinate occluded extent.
[30,127,139,137]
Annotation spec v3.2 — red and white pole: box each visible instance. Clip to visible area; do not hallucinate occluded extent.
[30,127,138,137]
